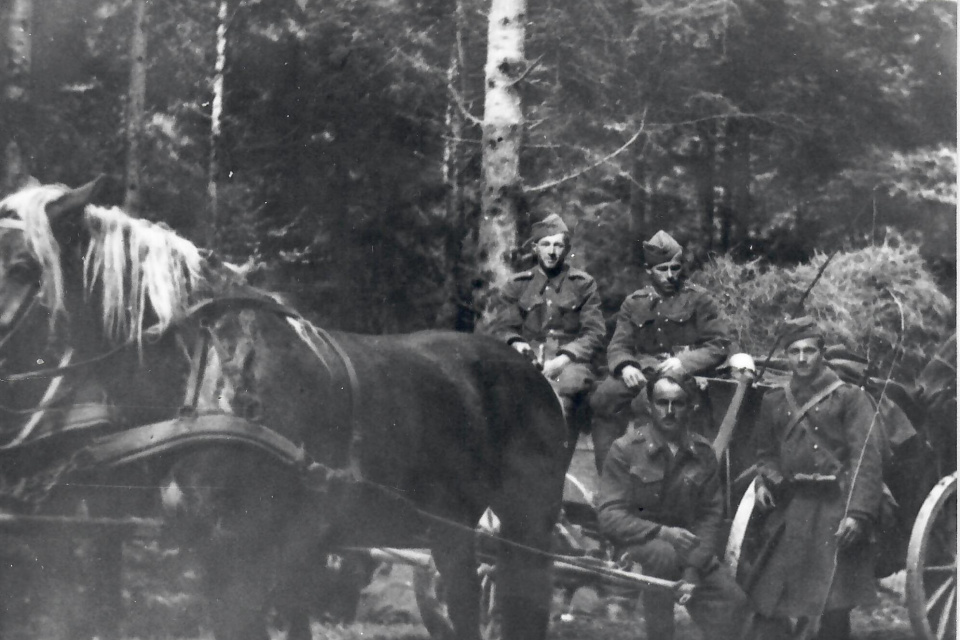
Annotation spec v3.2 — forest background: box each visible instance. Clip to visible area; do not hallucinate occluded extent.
[0,0,956,379]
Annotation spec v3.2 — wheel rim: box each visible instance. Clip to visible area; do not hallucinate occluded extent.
[906,472,957,640]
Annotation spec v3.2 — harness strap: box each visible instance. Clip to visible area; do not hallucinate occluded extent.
[3,349,74,448]
[304,324,364,482]
[77,414,310,470]
[783,379,845,470]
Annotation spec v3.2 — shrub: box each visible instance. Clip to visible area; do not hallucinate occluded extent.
[690,232,955,382]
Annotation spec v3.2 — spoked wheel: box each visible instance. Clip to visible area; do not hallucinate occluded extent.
[724,477,758,576]
[906,471,957,640]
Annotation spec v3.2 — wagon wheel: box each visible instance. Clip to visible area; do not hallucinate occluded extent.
[412,558,501,640]
[724,477,758,576]
[906,471,957,640]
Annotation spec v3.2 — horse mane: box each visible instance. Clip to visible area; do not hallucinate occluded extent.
[1,184,205,343]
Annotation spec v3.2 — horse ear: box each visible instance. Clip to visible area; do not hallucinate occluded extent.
[47,175,108,222]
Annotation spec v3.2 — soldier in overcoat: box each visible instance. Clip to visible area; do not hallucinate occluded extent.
[589,230,731,473]
[487,213,605,437]
[598,372,749,640]
[748,317,883,640]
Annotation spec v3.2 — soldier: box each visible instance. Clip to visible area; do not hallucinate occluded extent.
[597,372,750,640]
[748,317,883,640]
[589,230,731,473]
[487,213,605,433]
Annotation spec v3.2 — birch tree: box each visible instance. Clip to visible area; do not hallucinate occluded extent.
[478,0,527,288]
[2,0,34,190]
[207,0,229,248]
[124,0,148,212]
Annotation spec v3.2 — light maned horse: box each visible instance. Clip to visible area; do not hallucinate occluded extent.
[0,179,569,640]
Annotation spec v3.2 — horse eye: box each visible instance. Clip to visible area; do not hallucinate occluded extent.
[7,261,39,283]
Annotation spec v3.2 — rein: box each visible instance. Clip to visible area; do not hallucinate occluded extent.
[0,284,41,356]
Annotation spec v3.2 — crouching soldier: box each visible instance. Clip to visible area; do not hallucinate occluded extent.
[598,371,750,640]
[590,230,731,473]
[487,213,605,440]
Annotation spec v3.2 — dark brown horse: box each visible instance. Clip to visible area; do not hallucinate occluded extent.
[0,179,569,640]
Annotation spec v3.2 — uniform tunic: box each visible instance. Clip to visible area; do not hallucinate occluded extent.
[589,284,730,472]
[487,265,605,412]
[598,424,748,640]
[605,283,730,377]
[750,367,883,618]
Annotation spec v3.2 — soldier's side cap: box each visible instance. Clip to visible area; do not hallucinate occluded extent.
[643,230,683,266]
[528,213,569,244]
[779,315,824,348]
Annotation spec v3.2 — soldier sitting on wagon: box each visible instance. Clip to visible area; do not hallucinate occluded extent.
[487,213,605,437]
[589,230,733,473]
[597,371,750,640]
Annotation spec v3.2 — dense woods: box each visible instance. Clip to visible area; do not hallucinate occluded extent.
[0,0,955,354]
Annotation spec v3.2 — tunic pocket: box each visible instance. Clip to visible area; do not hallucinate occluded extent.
[629,465,664,509]
[558,296,584,333]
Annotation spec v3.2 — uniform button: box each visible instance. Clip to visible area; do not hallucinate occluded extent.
[547,300,553,305]
[813,444,819,450]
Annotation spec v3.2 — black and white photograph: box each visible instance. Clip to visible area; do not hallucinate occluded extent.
[0,0,955,638]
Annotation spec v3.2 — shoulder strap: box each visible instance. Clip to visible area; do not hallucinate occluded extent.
[783,379,844,437]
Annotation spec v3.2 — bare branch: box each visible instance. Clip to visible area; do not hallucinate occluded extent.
[506,54,545,87]
[447,80,483,127]
[525,110,648,194]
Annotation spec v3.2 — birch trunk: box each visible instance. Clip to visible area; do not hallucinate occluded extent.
[207,0,228,248]
[124,0,147,213]
[2,0,34,190]
[479,0,526,289]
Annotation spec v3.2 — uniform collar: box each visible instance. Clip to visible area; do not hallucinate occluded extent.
[533,264,570,293]
[789,366,841,399]
[639,423,697,458]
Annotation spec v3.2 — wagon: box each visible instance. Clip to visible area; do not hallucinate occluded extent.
[0,356,952,640]
[412,353,957,640]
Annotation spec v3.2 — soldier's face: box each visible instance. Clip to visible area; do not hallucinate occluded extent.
[786,337,825,381]
[647,257,683,296]
[533,233,568,272]
[650,379,690,441]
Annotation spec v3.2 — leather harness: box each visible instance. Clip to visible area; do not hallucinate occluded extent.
[1,294,365,489]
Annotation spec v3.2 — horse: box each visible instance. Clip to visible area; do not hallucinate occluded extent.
[0,178,570,640]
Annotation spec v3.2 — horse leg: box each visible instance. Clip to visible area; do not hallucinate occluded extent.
[493,454,562,640]
[432,528,482,640]
[200,544,271,640]
[87,532,123,640]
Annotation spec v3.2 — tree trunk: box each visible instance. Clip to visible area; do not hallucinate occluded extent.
[478,0,527,290]
[2,0,34,190]
[207,0,228,248]
[628,146,648,264]
[123,0,147,213]
[439,0,477,332]
[695,122,717,254]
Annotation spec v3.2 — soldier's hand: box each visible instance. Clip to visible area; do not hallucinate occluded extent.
[836,516,864,549]
[657,357,686,378]
[542,354,571,379]
[620,365,646,389]
[511,341,533,357]
[755,483,776,510]
[659,526,700,554]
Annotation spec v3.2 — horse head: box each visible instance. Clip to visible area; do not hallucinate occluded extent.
[0,177,210,446]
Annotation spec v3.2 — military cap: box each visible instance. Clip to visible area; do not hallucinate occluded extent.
[528,213,569,243]
[643,230,683,266]
[779,315,824,348]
